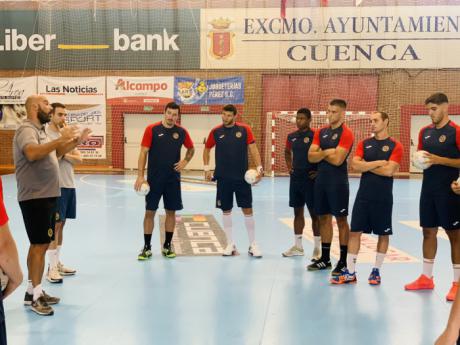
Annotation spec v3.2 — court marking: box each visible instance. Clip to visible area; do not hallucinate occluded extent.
[80,175,215,192]
[399,220,450,240]
[159,214,226,256]
[279,217,419,263]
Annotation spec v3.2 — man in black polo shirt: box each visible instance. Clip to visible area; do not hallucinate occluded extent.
[135,102,195,260]
[203,104,263,258]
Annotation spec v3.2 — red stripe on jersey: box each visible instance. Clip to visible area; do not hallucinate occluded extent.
[0,177,8,227]
[205,124,223,149]
[140,122,162,148]
[236,122,256,144]
[175,124,194,149]
[355,140,364,158]
[312,126,327,146]
[389,138,403,164]
[448,121,460,150]
[337,124,354,150]
[417,124,434,151]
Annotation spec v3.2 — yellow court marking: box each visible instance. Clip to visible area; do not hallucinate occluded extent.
[58,44,110,50]
[279,218,418,263]
[399,221,449,240]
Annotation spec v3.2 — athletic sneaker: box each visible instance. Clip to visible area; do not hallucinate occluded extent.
[58,262,76,276]
[330,268,357,284]
[404,274,435,290]
[31,296,54,316]
[311,247,321,262]
[138,246,153,260]
[331,261,347,276]
[248,243,263,258]
[46,266,63,284]
[446,282,459,302]
[307,258,332,271]
[222,243,238,256]
[24,291,60,306]
[282,246,304,257]
[368,268,381,286]
[162,247,176,259]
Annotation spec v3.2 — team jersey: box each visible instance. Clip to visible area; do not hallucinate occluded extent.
[355,136,403,201]
[205,122,255,180]
[286,129,317,177]
[141,122,193,179]
[312,123,354,184]
[418,120,460,194]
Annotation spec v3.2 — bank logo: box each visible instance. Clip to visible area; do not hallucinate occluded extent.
[208,18,234,59]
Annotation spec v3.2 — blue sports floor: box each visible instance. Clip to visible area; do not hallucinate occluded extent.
[1,174,455,345]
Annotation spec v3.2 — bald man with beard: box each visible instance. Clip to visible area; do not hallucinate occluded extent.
[13,95,91,316]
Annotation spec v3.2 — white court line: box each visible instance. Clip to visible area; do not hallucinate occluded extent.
[279,218,418,263]
[79,175,215,192]
[399,220,449,240]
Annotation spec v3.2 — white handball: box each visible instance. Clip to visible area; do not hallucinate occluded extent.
[136,182,150,196]
[412,150,431,170]
[0,268,8,292]
[244,169,259,185]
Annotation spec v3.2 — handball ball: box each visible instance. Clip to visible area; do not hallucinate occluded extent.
[244,169,258,185]
[136,182,150,196]
[412,150,431,170]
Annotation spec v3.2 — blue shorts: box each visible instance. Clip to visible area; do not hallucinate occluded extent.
[289,174,315,210]
[216,178,252,211]
[351,198,393,235]
[420,190,460,230]
[146,175,183,211]
[57,188,76,222]
[314,183,349,217]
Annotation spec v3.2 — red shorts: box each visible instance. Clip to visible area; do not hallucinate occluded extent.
[0,177,9,227]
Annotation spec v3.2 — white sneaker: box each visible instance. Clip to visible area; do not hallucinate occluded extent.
[222,243,238,256]
[58,262,76,276]
[46,266,63,284]
[311,247,322,262]
[248,243,263,258]
[282,246,304,257]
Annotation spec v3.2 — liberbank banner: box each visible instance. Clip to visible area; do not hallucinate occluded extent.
[201,6,460,69]
[0,9,200,70]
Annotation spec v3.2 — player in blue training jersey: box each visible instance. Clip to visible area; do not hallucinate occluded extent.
[134,102,195,260]
[330,111,403,285]
[282,108,321,260]
[405,93,460,302]
[203,104,264,258]
[307,99,354,276]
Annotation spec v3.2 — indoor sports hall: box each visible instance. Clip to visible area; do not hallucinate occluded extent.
[0,1,459,345]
